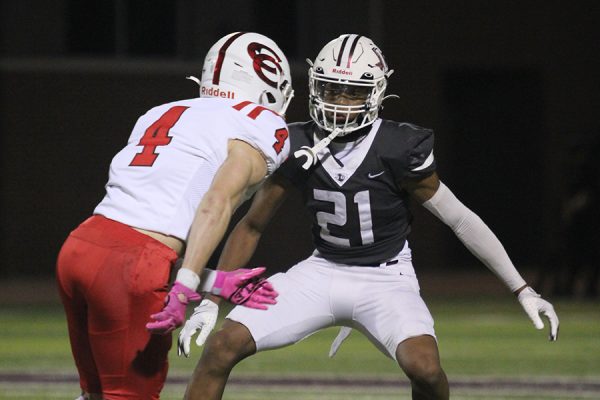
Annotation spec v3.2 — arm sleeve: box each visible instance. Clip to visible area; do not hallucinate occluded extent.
[422,182,527,292]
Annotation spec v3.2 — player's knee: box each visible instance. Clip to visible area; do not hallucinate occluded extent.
[202,323,255,369]
[203,332,240,367]
[397,335,445,387]
[403,356,445,387]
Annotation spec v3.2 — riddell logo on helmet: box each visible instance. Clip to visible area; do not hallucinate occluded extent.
[201,86,235,99]
[331,68,353,75]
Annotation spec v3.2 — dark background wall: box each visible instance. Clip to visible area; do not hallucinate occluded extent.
[1,1,599,285]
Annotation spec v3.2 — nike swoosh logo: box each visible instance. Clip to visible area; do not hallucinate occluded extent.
[368,171,385,178]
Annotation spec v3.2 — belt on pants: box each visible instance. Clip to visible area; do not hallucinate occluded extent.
[359,259,399,268]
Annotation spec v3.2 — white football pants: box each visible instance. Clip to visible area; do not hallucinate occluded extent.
[227,243,436,360]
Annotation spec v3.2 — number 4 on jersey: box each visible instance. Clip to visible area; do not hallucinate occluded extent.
[233,101,289,155]
[273,128,288,154]
[130,106,189,167]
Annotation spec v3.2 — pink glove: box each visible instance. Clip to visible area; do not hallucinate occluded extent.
[146,282,202,334]
[213,267,278,310]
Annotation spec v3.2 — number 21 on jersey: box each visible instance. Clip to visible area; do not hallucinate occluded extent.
[232,101,289,154]
[314,189,374,247]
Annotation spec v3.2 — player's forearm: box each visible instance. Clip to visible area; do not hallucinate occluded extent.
[217,174,289,271]
[179,145,264,289]
[423,182,527,292]
[217,220,262,271]
[206,200,266,306]
[181,190,235,279]
[453,213,527,292]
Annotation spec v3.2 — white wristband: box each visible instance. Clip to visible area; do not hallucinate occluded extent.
[176,268,201,291]
[199,269,218,293]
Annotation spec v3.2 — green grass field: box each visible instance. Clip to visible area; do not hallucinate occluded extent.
[1,295,599,399]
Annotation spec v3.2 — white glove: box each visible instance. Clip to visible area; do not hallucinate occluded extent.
[328,327,352,358]
[517,286,559,341]
[177,299,219,357]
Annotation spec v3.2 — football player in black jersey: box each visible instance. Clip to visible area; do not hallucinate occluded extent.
[180,35,559,400]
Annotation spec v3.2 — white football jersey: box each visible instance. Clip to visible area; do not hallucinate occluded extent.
[94,97,290,241]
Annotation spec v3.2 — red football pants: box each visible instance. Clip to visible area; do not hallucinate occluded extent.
[56,215,178,399]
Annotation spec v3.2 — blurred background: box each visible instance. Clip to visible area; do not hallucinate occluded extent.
[1,0,599,299]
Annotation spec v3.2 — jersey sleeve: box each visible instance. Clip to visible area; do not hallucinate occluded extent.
[230,106,291,175]
[272,121,313,186]
[405,127,436,179]
[381,122,436,183]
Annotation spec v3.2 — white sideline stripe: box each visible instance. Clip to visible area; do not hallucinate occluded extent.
[2,382,600,399]
[2,373,600,388]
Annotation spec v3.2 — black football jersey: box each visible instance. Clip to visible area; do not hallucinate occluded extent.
[276,119,436,266]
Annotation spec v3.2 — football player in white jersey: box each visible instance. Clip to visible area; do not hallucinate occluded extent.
[56,32,294,400]
[179,35,559,400]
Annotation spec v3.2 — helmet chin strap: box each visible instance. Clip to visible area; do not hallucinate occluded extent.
[280,84,295,115]
[294,128,344,170]
[186,76,201,85]
[258,90,269,107]
[186,76,202,96]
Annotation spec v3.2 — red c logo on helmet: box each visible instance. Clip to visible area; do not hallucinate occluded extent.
[247,42,283,89]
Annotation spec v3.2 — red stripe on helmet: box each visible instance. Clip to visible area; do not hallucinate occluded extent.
[346,35,361,68]
[213,32,247,85]
[336,35,350,67]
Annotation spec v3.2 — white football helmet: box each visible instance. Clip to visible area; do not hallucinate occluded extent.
[190,32,294,115]
[308,34,393,135]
